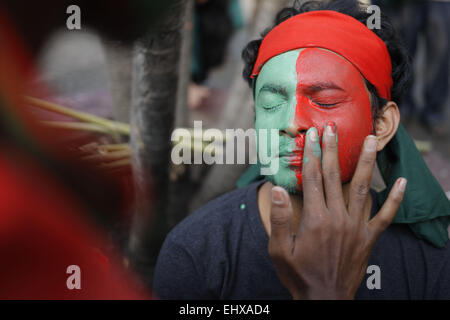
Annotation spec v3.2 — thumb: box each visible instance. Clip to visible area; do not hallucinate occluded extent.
[269,186,293,257]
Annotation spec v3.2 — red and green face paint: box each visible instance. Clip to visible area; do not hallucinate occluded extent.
[255,48,373,193]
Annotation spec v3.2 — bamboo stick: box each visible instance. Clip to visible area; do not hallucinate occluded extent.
[78,142,100,155]
[26,96,131,135]
[39,121,113,134]
[98,144,130,153]
[98,158,131,169]
[82,149,131,162]
[31,97,227,156]
[39,120,225,145]
[29,96,228,144]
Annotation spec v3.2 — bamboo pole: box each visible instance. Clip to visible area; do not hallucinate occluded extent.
[39,121,114,134]
[25,96,131,135]
[81,149,131,162]
[98,143,131,153]
[98,158,131,169]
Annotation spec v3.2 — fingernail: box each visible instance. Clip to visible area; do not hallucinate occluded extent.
[326,122,336,136]
[271,187,285,205]
[308,127,318,142]
[365,136,377,152]
[398,178,407,192]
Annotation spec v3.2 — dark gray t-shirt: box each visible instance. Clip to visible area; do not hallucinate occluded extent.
[153,181,450,299]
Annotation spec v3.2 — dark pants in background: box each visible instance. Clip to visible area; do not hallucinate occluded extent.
[400,0,450,128]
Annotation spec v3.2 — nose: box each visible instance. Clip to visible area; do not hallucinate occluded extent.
[280,114,309,138]
[281,123,303,137]
[280,95,311,138]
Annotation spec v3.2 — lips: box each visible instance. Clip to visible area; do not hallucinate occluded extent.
[278,134,305,169]
[294,133,306,150]
[288,158,303,168]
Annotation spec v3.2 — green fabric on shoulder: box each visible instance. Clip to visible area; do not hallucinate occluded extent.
[376,124,450,247]
[236,162,263,188]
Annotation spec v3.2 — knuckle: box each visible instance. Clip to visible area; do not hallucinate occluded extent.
[268,243,290,262]
[359,153,376,165]
[331,213,348,231]
[310,212,328,229]
[367,227,380,243]
[376,216,391,230]
[392,193,404,205]
[325,190,341,205]
[270,213,290,226]
[345,217,357,231]
[330,218,342,232]
[324,168,341,182]
[303,169,322,183]
[351,182,370,196]
[338,214,349,228]
[325,139,338,151]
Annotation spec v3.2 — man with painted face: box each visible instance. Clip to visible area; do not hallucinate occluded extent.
[153,0,450,299]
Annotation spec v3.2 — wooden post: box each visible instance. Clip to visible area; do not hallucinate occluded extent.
[167,0,196,229]
[128,0,187,289]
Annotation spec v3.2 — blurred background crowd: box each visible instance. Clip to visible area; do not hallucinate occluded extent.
[0,0,448,298]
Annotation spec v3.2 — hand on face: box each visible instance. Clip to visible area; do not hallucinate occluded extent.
[255,48,373,192]
[268,125,407,300]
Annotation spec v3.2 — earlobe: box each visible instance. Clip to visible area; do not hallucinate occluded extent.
[374,101,400,151]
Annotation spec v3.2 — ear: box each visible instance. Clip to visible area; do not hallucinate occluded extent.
[374,101,400,151]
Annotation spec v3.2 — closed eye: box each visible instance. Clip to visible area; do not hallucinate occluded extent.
[312,100,338,108]
[257,87,288,112]
[261,101,286,111]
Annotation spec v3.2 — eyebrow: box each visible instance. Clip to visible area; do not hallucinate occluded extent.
[259,83,285,95]
[301,81,345,93]
[259,81,345,96]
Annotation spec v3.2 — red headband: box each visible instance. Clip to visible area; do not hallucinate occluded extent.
[251,10,393,100]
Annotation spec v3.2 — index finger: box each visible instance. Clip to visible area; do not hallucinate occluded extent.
[322,122,346,211]
[367,178,407,241]
[348,135,378,219]
[301,127,326,213]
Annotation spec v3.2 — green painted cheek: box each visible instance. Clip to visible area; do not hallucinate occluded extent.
[254,50,300,193]
[267,171,297,193]
[256,135,297,193]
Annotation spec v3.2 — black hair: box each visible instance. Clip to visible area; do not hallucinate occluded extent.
[242,0,411,118]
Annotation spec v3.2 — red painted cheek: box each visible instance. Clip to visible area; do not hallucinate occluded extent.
[293,133,305,189]
[292,48,373,191]
[334,107,373,184]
